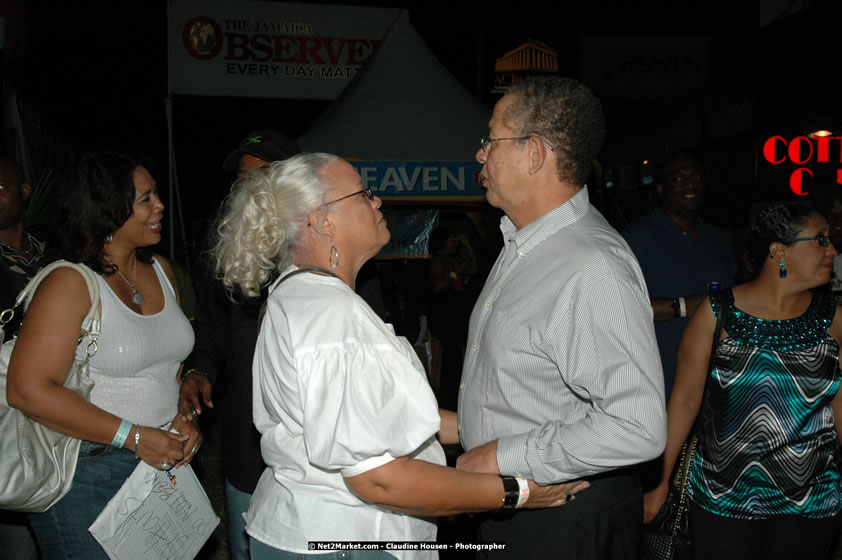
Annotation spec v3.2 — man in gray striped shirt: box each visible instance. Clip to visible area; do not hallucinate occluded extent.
[456,77,667,558]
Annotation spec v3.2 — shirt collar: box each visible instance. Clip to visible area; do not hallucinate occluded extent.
[500,186,591,256]
[654,207,705,237]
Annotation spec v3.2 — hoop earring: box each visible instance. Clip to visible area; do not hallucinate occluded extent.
[779,260,787,279]
[105,233,113,244]
[329,243,339,269]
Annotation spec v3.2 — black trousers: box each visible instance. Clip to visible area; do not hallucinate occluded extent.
[690,502,841,560]
[476,470,642,559]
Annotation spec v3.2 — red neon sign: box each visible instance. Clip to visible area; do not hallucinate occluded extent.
[762,136,842,196]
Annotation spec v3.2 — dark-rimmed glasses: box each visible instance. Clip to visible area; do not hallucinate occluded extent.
[782,234,832,247]
[324,187,374,207]
[479,135,554,152]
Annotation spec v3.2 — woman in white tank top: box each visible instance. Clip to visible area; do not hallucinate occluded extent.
[7,151,197,559]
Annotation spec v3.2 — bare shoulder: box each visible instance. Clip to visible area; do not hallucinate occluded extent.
[25,266,93,326]
[153,254,176,282]
[829,302,842,343]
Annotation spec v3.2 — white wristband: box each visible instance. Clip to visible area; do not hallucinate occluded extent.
[515,476,529,508]
[678,296,687,318]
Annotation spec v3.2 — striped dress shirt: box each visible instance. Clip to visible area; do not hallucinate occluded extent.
[457,187,667,484]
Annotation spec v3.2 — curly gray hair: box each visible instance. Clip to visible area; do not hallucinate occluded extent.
[214,153,339,297]
[504,76,605,185]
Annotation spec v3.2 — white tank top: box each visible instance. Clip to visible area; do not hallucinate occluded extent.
[78,258,194,427]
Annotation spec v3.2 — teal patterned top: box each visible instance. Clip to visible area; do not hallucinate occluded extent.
[689,289,842,519]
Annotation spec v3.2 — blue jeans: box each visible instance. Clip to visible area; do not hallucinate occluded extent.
[250,538,395,559]
[29,441,139,559]
[226,479,252,560]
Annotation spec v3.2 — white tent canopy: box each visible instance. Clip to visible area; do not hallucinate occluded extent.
[298,12,489,162]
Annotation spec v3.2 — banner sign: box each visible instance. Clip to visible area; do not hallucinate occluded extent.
[580,35,709,99]
[351,161,485,201]
[168,1,400,99]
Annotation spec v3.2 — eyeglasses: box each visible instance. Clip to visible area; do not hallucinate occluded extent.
[479,135,554,152]
[324,187,374,207]
[782,234,832,247]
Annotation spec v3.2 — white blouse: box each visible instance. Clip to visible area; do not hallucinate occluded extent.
[246,268,445,558]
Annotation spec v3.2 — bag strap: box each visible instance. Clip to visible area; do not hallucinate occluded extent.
[259,266,341,325]
[706,288,729,376]
[4,260,101,345]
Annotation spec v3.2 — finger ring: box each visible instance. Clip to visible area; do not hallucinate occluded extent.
[191,408,197,415]
[564,492,574,503]
[191,446,199,454]
[160,460,174,470]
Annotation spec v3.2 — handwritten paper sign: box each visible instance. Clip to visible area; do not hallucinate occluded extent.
[89,462,219,560]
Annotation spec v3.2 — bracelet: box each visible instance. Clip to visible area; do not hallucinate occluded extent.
[111,419,133,448]
[180,368,207,383]
[514,475,529,508]
[678,296,687,318]
[134,425,141,458]
[499,475,520,509]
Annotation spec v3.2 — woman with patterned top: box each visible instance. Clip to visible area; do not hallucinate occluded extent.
[643,203,842,560]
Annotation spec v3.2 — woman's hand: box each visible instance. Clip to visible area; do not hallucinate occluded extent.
[523,479,590,509]
[643,482,669,523]
[135,426,188,470]
[170,414,203,467]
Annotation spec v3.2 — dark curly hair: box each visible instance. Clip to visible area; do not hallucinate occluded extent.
[742,202,818,280]
[504,76,606,185]
[49,151,153,274]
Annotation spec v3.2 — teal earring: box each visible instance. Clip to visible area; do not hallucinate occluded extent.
[779,260,787,279]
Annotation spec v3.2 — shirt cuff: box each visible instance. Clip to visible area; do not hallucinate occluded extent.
[496,433,532,479]
[339,453,396,478]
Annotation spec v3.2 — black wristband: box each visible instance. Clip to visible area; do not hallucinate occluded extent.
[671,297,681,318]
[500,475,520,509]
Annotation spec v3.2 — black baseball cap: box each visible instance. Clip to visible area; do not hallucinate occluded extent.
[222,129,301,173]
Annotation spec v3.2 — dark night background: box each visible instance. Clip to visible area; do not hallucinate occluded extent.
[4,2,842,556]
[2,0,841,264]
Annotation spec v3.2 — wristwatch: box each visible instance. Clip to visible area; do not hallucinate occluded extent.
[500,475,520,509]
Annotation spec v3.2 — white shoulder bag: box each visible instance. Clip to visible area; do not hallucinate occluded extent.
[0,260,101,512]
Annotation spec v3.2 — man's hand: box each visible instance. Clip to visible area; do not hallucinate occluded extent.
[643,482,670,523]
[455,440,500,474]
[524,479,590,509]
[178,370,214,422]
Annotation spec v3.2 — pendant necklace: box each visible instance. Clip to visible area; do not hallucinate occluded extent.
[106,254,144,304]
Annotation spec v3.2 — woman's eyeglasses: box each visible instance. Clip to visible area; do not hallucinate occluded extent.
[782,234,832,247]
[324,187,375,207]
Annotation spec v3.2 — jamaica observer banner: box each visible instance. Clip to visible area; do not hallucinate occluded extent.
[167,1,400,99]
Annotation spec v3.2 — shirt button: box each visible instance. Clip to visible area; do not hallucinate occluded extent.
[472,344,477,351]
[486,302,491,309]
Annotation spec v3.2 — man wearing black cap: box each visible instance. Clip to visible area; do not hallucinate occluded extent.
[178,130,300,560]
[222,129,302,178]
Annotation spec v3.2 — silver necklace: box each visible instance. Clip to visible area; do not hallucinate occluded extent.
[105,254,144,304]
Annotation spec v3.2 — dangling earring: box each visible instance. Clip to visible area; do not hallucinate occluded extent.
[779,260,787,279]
[329,243,339,269]
[105,233,113,244]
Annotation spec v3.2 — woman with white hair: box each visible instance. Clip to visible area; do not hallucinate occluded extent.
[215,153,587,559]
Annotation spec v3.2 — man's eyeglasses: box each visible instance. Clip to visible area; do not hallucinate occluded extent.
[479,135,554,152]
[782,234,832,247]
[324,187,374,207]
